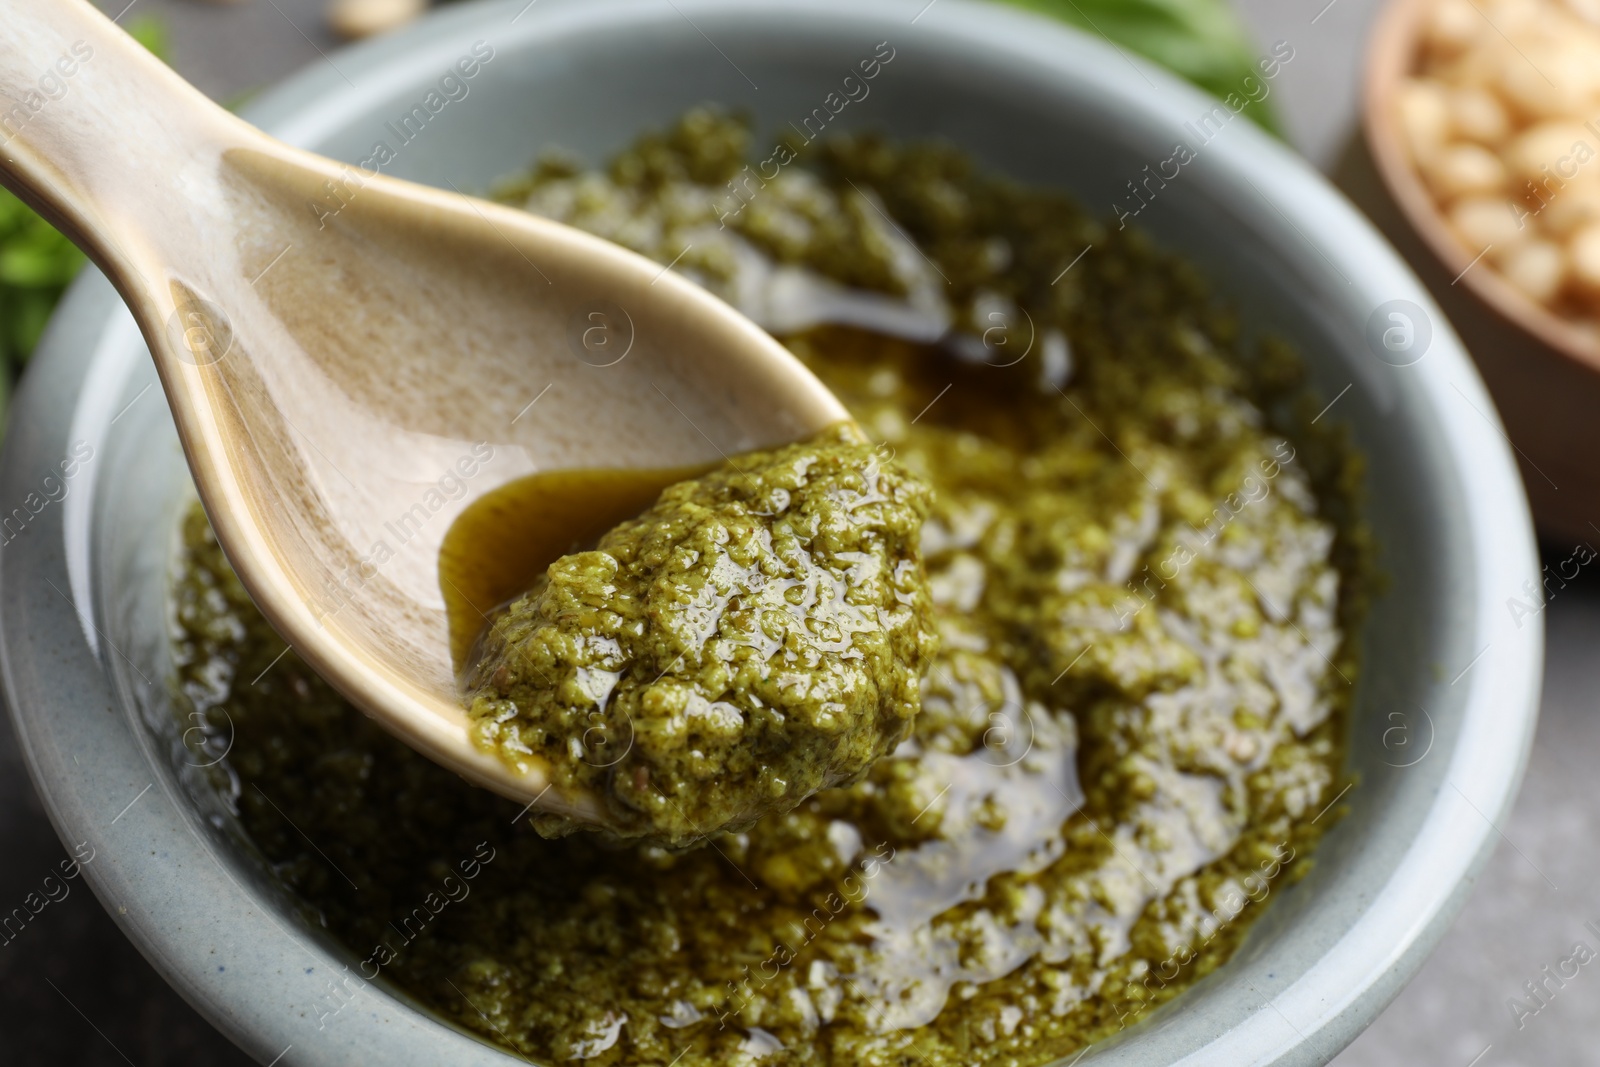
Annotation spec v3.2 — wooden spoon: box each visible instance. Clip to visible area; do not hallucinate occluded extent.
[0,0,847,825]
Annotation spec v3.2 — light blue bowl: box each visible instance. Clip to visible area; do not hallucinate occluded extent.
[0,1,1543,1064]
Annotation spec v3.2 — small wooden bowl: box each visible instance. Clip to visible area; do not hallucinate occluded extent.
[1362,0,1600,543]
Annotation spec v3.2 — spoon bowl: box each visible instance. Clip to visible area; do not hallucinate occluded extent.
[0,0,847,818]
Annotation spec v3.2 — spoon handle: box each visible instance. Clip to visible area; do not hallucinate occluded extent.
[0,0,242,288]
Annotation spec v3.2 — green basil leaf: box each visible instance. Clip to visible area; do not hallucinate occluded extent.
[993,0,1285,135]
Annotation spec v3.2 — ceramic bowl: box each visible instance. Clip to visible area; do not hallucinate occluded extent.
[0,1,1543,1064]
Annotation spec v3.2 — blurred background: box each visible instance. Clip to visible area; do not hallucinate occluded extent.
[2,0,1596,1064]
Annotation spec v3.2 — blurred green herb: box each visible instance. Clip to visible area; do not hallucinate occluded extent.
[0,13,169,382]
[0,192,84,373]
[124,12,172,60]
[993,0,1285,135]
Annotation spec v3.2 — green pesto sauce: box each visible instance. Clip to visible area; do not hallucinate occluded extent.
[463,424,937,846]
[169,112,1367,1066]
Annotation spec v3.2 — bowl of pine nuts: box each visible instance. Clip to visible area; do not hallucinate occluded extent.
[1365,0,1600,540]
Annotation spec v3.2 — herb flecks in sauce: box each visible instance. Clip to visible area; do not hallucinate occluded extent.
[170,112,1364,1066]
[463,424,937,846]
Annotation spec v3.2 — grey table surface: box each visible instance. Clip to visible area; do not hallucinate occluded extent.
[0,0,1587,1064]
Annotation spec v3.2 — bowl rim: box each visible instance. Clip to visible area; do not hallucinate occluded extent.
[0,1,1545,1065]
[1362,0,1600,374]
